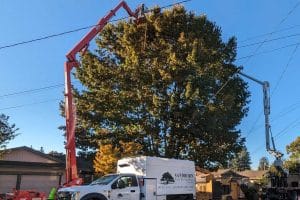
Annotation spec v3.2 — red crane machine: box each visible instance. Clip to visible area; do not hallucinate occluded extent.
[63,1,144,186]
[0,3,144,200]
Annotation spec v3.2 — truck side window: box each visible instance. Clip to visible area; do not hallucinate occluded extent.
[119,175,138,187]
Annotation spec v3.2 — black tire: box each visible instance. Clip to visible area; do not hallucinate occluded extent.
[80,193,107,200]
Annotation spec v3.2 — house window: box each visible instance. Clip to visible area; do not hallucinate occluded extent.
[291,182,298,187]
[222,185,230,195]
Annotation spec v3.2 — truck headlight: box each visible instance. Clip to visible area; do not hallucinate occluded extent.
[71,191,80,200]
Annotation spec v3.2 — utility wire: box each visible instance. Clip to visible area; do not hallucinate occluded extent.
[0,80,82,99]
[245,111,263,138]
[215,1,300,97]
[251,117,300,155]
[245,43,300,138]
[238,33,300,48]
[275,122,300,140]
[0,0,191,51]
[4,0,299,54]
[236,42,300,60]
[1,0,299,117]
[246,101,300,135]
[239,1,300,138]
[0,84,64,99]
[0,26,95,50]
[239,24,300,43]
[0,98,61,111]
[1,36,299,102]
[274,118,300,139]
[271,43,300,96]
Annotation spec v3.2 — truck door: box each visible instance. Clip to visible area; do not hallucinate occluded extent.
[144,179,157,200]
[110,175,140,200]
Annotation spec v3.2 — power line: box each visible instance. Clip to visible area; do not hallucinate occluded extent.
[251,105,300,155]
[251,117,300,155]
[8,43,296,102]
[245,111,263,138]
[239,24,300,43]
[215,1,300,97]
[0,98,61,111]
[245,101,300,135]
[0,0,191,51]
[245,43,299,138]
[241,1,300,64]
[1,0,299,119]
[275,122,300,140]
[0,79,83,99]
[0,26,95,50]
[0,84,64,99]
[0,41,298,101]
[236,42,300,60]
[238,33,300,48]
[274,118,300,139]
[158,0,191,10]
[272,101,300,120]
[244,42,300,138]
[271,43,300,96]
[1,29,298,107]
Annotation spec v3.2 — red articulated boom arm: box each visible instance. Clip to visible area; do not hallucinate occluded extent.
[64,1,144,186]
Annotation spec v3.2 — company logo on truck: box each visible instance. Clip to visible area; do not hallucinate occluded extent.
[160,172,175,184]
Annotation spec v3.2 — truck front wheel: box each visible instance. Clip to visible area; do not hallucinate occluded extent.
[81,193,107,200]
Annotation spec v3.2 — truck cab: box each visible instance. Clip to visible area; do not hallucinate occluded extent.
[57,173,140,200]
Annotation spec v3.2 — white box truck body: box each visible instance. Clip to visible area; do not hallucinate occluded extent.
[57,156,196,200]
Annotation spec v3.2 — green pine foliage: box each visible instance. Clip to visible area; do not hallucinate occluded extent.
[0,114,18,151]
[71,6,249,169]
[258,156,269,170]
[284,136,300,173]
[230,147,252,171]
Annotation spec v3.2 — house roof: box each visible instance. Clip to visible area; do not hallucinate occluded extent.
[1,146,64,163]
[211,169,247,179]
[1,146,93,172]
[195,166,211,174]
[238,170,267,180]
[47,151,93,172]
[0,160,64,168]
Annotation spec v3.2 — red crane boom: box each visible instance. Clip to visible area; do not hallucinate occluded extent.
[64,1,144,186]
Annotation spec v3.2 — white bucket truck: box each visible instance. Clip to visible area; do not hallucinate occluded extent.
[57,156,196,200]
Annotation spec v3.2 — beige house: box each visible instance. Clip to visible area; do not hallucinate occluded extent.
[238,170,267,184]
[0,146,65,194]
[196,168,247,200]
[195,168,214,200]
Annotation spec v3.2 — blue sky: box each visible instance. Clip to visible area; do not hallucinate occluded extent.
[1,0,299,168]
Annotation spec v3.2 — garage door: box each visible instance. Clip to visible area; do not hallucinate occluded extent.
[0,175,17,193]
[21,175,60,194]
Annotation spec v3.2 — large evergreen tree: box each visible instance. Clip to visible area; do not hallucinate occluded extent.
[70,5,249,168]
[0,114,18,150]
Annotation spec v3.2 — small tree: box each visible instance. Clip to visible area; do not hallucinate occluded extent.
[93,141,142,175]
[266,165,287,187]
[231,147,251,171]
[284,136,300,173]
[258,157,269,170]
[0,114,18,150]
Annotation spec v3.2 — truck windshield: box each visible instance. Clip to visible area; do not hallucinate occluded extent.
[90,174,119,185]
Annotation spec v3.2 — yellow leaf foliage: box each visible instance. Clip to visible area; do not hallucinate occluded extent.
[93,141,142,175]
